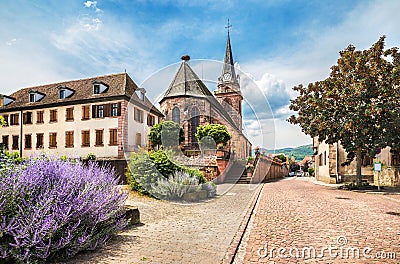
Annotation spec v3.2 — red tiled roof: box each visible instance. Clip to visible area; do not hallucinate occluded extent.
[0,73,163,116]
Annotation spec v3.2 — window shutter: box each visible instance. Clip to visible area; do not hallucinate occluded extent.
[92,105,97,118]
[23,113,27,124]
[117,102,122,116]
[104,104,111,117]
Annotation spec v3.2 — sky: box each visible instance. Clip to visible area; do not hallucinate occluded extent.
[1,0,400,149]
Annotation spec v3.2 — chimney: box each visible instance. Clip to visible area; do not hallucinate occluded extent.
[181,55,190,61]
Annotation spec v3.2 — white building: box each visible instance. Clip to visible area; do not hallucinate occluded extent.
[0,73,163,179]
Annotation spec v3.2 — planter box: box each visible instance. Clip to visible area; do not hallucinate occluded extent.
[183,190,208,202]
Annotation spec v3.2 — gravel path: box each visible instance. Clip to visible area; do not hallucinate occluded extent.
[66,183,262,264]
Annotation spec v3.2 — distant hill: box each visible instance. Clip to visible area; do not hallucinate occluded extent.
[261,144,313,161]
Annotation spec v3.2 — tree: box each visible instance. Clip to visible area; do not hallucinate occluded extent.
[148,121,184,148]
[195,124,231,146]
[275,154,287,163]
[288,36,400,185]
[0,116,5,127]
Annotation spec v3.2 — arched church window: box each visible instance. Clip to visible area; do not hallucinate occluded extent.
[172,106,180,124]
[190,107,200,145]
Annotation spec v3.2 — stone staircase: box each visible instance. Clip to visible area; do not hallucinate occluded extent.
[223,160,249,184]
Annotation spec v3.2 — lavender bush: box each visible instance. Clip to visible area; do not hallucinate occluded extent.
[150,171,202,200]
[0,157,127,263]
[202,181,217,198]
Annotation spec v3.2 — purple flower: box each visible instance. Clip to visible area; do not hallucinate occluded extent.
[0,156,127,263]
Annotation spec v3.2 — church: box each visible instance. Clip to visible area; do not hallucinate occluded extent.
[159,29,252,159]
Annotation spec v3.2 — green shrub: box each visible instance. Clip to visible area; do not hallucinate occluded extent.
[245,164,255,173]
[149,149,181,177]
[150,171,202,200]
[86,153,96,161]
[195,124,231,146]
[148,121,184,147]
[126,149,207,197]
[126,151,163,196]
[308,167,315,175]
[182,166,206,184]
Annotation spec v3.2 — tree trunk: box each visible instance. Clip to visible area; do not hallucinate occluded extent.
[356,148,362,186]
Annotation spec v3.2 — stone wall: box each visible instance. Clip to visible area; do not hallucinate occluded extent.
[251,156,287,183]
[374,166,400,187]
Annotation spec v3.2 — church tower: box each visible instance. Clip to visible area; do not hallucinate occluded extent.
[214,21,243,130]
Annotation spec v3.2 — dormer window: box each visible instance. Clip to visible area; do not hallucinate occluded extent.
[29,90,45,103]
[92,80,108,95]
[0,95,15,106]
[59,90,65,99]
[94,84,100,94]
[136,88,146,101]
[58,86,74,99]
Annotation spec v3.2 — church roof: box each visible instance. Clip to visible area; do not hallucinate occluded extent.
[161,56,214,100]
[160,56,239,130]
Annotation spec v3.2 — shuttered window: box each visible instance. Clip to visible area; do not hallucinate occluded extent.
[95,129,104,146]
[50,110,57,123]
[37,111,44,124]
[92,103,121,118]
[10,114,19,126]
[82,105,90,120]
[2,135,9,150]
[49,133,57,148]
[36,134,44,149]
[65,131,74,148]
[109,129,118,146]
[134,108,143,123]
[25,134,32,149]
[23,112,33,124]
[81,130,90,147]
[66,107,74,121]
[12,136,19,150]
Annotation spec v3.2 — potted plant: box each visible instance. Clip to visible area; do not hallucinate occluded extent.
[246,163,254,178]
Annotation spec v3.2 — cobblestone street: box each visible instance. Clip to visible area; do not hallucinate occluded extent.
[66,183,261,264]
[236,177,400,263]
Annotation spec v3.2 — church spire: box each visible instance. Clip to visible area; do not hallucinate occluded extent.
[215,19,243,130]
[221,19,238,85]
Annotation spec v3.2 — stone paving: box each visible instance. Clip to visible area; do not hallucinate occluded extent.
[235,177,400,263]
[66,183,262,264]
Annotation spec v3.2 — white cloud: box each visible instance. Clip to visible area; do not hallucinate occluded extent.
[84,1,102,12]
[239,0,400,148]
[81,17,102,31]
[5,38,17,46]
[243,1,400,94]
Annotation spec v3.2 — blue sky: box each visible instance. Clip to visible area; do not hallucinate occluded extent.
[1,0,400,149]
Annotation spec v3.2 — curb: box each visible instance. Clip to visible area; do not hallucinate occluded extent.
[222,183,265,264]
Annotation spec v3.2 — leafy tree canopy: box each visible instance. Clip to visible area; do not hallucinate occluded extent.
[195,124,231,146]
[0,116,6,127]
[288,36,400,185]
[148,121,184,148]
[275,154,287,163]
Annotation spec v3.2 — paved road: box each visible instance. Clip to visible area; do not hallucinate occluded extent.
[67,183,261,264]
[235,177,400,263]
